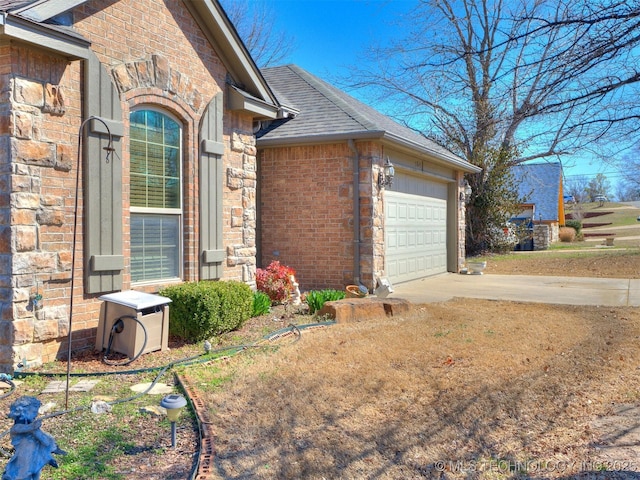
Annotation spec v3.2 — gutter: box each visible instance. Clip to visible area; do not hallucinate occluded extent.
[257,131,386,147]
[347,139,361,285]
[257,130,482,174]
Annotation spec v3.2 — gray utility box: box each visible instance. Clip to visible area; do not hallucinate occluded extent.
[95,290,172,359]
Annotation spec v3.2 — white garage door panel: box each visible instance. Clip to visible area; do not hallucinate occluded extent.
[385,185,448,284]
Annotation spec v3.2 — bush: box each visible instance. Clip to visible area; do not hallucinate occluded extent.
[306,289,346,314]
[255,261,296,304]
[252,291,271,317]
[565,219,582,235]
[558,226,576,242]
[160,280,253,342]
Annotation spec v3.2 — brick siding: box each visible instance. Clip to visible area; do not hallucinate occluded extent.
[259,141,380,291]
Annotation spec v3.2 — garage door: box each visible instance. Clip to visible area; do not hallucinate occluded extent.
[385,175,448,284]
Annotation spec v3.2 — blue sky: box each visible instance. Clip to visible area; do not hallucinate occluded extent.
[266,0,626,193]
[270,0,411,79]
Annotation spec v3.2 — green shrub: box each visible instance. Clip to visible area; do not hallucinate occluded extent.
[306,289,346,314]
[565,219,582,235]
[252,291,271,317]
[160,280,253,342]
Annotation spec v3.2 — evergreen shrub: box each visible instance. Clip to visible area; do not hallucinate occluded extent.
[564,219,582,235]
[160,280,253,342]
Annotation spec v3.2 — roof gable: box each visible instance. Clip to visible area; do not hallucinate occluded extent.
[513,162,563,221]
[0,0,277,109]
[258,65,479,173]
[181,0,277,107]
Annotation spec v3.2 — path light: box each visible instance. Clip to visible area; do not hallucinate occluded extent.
[160,394,187,448]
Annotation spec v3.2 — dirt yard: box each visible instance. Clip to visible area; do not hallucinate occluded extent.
[197,251,640,479]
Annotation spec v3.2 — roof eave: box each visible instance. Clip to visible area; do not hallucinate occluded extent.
[258,131,482,174]
[228,85,278,120]
[0,12,90,59]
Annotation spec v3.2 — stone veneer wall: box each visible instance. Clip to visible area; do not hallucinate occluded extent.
[533,222,559,250]
[550,223,559,243]
[533,224,550,250]
[226,129,258,287]
[458,175,467,271]
[369,145,385,288]
[0,47,80,370]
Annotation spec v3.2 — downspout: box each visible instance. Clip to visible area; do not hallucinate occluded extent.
[348,139,361,284]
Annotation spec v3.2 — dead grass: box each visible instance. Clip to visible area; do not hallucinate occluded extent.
[481,249,640,278]
[194,299,640,479]
[559,226,577,242]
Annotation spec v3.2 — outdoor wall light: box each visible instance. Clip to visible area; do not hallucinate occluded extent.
[160,394,187,448]
[378,156,395,189]
[460,179,473,202]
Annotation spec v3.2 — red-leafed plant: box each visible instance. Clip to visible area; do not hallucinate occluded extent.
[255,261,296,304]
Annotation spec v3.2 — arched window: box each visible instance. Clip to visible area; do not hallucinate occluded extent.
[129,109,182,283]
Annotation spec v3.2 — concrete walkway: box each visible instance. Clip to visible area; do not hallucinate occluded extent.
[390,273,640,307]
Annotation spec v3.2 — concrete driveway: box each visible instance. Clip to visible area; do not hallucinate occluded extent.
[390,273,640,307]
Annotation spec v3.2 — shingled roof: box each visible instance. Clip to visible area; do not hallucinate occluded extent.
[513,162,563,222]
[258,65,479,173]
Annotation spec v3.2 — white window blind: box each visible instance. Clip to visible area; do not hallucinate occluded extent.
[130,109,182,283]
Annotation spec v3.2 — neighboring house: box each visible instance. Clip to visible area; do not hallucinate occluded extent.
[257,65,481,291]
[511,162,565,244]
[0,0,281,370]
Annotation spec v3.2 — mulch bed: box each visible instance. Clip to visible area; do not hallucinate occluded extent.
[582,222,612,228]
[0,304,314,479]
[583,232,616,237]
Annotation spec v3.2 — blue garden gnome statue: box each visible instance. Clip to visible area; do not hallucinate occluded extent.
[2,396,66,480]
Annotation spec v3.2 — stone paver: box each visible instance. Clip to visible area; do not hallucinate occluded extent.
[130,382,173,395]
[41,379,98,394]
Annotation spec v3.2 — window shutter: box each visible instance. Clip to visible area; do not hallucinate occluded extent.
[200,93,224,280]
[84,51,124,294]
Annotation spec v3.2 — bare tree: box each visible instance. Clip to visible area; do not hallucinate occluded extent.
[220,0,294,67]
[348,0,640,253]
[565,175,590,204]
[354,0,640,163]
[615,182,640,201]
[618,145,640,194]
